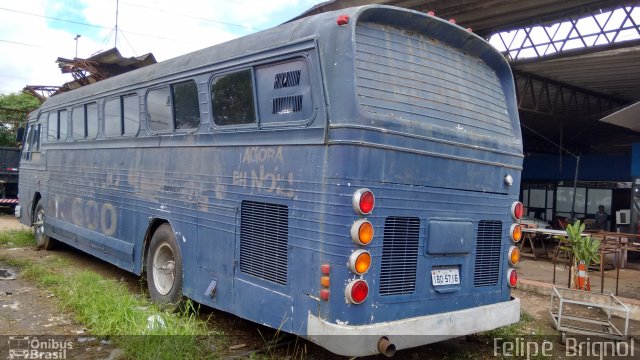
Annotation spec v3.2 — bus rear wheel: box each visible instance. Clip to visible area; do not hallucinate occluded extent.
[34,202,56,250]
[146,224,184,310]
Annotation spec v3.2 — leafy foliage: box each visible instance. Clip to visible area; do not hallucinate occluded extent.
[565,220,601,265]
[0,92,40,147]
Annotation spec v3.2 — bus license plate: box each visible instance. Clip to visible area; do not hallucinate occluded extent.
[431,268,460,286]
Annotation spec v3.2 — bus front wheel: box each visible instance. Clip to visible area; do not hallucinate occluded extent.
[34,202,56,250]
[146,224,184,310]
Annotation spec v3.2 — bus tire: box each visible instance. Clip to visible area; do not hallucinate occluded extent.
[33,202,56,250]
[146,223,184,310]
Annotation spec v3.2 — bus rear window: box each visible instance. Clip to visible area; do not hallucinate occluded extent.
[211,70,255,126]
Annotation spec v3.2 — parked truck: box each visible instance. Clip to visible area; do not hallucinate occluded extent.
[0,146,19,210]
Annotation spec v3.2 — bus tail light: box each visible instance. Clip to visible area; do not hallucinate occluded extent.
[345,280,368,304]
[353,188,375,215]
[351,219,374,245]
[508,246,520,265]
[511,201,524,220]
[510,223,522,242]
[348,250,371,274]
[507,269,518,287]
[336,15,349,26]
[320,263,330,301]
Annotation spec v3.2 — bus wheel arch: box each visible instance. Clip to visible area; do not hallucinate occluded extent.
[33,200,56,250]
[31,192,42,226]
[142,218,168,274]
[145,222,184,310]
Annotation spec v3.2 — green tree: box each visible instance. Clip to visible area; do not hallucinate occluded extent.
[0,92,40,147]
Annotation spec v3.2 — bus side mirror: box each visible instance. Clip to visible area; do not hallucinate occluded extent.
[15,127,25,143]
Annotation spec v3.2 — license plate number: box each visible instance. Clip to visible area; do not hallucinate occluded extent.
[431,268,460,286]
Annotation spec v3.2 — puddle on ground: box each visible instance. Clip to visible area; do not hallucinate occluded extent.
[0,267,18,280]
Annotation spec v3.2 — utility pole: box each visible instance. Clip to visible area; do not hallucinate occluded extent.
[115,0,119,48]
[74,34,81,58]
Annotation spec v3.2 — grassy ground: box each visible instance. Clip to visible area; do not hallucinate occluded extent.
[0,231,222,359]
[0,229,35,248]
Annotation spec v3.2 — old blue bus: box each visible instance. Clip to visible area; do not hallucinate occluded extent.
[17,5,524,356]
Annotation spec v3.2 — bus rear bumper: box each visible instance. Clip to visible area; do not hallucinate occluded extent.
[306,296,520,357]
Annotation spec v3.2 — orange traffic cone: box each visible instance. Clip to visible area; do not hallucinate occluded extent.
[575,261,591,291]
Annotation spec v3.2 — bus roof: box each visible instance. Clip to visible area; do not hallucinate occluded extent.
[39,5,506,112]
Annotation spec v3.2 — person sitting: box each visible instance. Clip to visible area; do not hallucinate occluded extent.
[595,205,608,231]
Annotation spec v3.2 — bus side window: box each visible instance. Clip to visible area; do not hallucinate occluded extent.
[47,112,57,142]
[22,126,32,160]
[147,87,172,132]
[104,98,121,137]
[34,124,40,151]
[58,109,68,141]
[147,81,200,132]
[211,69,256,126]
[86,103,98,139]
[123,95,139,136]
[72,106,86,139]
[173,81,200,130]
[22,123,41,161]
[255,59,312,125]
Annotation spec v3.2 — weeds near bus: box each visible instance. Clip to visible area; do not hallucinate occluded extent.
[0,229,35,248]
[0,231,221,359]
[483,308,536,338]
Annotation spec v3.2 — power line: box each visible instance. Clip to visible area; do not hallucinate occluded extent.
[520,122,578,158]
[0,6,201,44]
[0,6,105,29]
[0,39,51,49]
[118,0,262,31]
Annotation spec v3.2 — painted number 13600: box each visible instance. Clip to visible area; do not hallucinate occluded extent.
[431,268,460,286]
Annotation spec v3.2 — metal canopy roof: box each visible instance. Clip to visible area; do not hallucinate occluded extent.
[293,0,630,37]
[513,46,640,103]
[294,0,640,155]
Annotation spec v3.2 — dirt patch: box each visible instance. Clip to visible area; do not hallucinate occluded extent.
[0,214,29,231]
[0,261,122,359]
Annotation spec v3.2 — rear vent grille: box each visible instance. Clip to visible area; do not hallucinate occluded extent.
[474,220,502,287]
[240,201,289,285]
[274,70,301,89]
[272,95,303,114]
[379,217,420,296]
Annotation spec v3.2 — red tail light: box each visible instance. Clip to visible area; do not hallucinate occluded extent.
[345,279,368,304]
[507,269,518,287]
[336,15,349,26]
[512,201,524,220]
[353,188,375,215]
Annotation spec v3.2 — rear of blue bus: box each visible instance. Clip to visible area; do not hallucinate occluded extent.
[306,6,523,356]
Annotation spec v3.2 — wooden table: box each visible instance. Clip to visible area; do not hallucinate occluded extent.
[521,228,568,259]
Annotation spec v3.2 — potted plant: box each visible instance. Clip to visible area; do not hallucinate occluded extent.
[563,220,601,291]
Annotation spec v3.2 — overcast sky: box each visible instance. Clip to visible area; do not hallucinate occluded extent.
[0,0,321,95]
